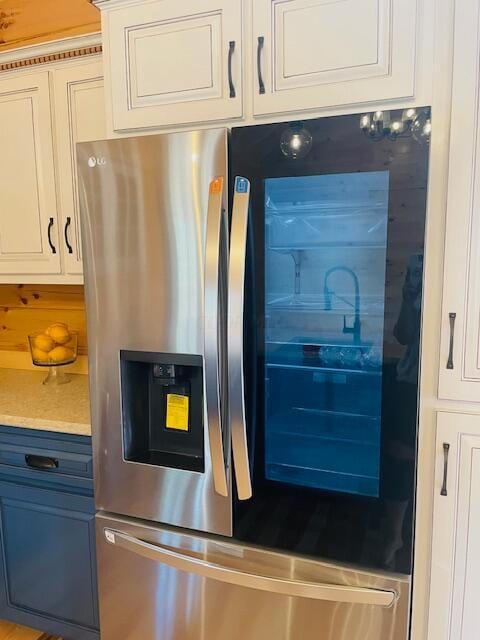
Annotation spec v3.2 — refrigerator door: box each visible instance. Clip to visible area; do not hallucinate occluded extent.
[96,512,410,640]
[231,113,430,574]
[77,131,231,535]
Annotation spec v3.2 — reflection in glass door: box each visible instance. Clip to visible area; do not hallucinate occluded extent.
[264,172,389,498]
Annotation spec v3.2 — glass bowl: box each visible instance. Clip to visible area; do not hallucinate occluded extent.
[28,331,78,385]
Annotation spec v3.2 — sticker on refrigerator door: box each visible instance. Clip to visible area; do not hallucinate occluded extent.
[235,177,249,193]
[166,394,190,431]
[210,177,224,194]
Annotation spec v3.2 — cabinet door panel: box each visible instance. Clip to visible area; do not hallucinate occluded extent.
[253,0,417,116]
[438,0,480,401]
[0,72,60,275]
[1,496,97,629]
[106,0,242,130]
[53,61,106,276]
[428,413,480,640]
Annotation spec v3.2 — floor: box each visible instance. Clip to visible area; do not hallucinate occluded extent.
[0,621,59,640]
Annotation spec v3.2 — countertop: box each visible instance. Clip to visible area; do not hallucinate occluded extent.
[0,368,91,436]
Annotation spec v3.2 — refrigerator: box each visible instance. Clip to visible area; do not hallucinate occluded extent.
[77,112,430,640]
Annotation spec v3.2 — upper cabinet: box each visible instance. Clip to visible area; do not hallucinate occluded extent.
[53,61,107,276]
[253,0,418,116]
[438,0,480,402]
[103,0,243,131]
[97,0,431,133]
[0,37,105,284]
[0,72,61,276]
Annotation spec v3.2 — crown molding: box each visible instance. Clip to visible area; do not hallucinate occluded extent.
[0,32,102,71]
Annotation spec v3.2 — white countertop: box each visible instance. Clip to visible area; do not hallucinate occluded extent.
[0,368,91,436]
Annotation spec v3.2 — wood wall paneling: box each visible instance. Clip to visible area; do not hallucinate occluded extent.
[0,285,87,373]
[0,0,100,52]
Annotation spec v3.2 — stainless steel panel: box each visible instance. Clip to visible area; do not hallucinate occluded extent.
[97,512,411,640]
[228,178,252,500]
[77,130,231,535]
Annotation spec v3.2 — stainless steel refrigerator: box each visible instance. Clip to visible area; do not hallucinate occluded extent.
[77,114,429,640]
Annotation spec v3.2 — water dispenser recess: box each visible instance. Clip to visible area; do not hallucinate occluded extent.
[120,351,204,472]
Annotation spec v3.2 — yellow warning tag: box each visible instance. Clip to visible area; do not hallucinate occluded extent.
[166,394,189,431]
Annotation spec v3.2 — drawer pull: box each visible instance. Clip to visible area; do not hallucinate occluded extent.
[25,454,59,471]
[441,443,450,496]
[447,312,456,369]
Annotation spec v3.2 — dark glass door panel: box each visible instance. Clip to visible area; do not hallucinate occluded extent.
[231,112,429,574]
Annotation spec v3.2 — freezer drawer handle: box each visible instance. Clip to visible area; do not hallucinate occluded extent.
[228,177,252,500]
[104,528,396,607]
[204,177,229,497]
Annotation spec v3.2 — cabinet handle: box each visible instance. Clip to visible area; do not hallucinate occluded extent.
[47,217,56,254]
[257,36,266,95]
[64,216,73,254]
[25,454,59,471]
[447,312,456,369]
[441,443,450,496]
[228,40,236,98]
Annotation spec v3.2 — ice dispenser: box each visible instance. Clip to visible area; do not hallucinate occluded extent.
[120,351,204,472]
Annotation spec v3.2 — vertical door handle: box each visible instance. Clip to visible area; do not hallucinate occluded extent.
[64,216,73,254]
[47,217,56,254]
[257,36,266,95]
[204,177,229,497]
[228,41,236,98]
[446,312,456,369]
[441,443,450,496]
[228,177,252,500]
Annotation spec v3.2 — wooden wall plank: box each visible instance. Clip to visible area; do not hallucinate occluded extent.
[0,284,87,356]
[0,0,100,51]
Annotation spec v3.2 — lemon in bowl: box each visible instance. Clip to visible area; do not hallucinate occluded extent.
[28,326,78,385]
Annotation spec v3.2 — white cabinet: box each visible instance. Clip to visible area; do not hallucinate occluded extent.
[0,71,61,275]
[438,0,480,402]
[252,0,418,116]
[103,0,242,131]
[0,40,105,284]
[53,61,106,276]
[428,412,480,640]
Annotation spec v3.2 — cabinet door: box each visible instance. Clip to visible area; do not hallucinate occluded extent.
[0,72,60,275]
[105,0,242,131]
[438,0,480,401]
[0,484,98,633]
[428,413,480,640]
[253,0,418,116]
[53,61,106,276]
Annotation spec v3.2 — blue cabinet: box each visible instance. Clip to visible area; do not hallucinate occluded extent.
[0,426,99,640]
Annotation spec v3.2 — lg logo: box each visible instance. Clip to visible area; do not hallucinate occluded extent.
[88,156,107,168]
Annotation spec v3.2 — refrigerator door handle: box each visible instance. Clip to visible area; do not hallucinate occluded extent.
[104,528,396,607]
[228,177,253,500]
[204,177,228,497]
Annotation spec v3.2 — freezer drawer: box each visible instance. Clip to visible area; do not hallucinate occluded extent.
[96,513,410,640]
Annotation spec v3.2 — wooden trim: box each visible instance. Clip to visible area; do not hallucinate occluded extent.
[0,43,102,71]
